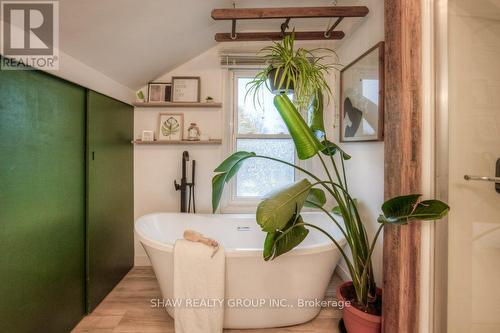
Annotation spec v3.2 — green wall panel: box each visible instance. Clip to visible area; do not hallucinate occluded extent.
[0,70,86,332]
[86,91,134,312]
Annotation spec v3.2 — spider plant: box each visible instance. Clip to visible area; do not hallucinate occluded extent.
[211,93,449,313]
[246,33,339,110]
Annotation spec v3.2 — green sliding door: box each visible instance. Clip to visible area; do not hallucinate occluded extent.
[0,70,86,332]
[86,91,134,312]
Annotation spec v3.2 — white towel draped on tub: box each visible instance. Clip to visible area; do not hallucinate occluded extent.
[173,239,225,333]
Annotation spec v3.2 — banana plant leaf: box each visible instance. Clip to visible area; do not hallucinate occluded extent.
[274,94,324,160]
[321,140,351,160]
[263,215,309,261]
[377,194,450,224]
[214,151,255,173]
[308,91,325,140]
[304,188,326,208]
[212,151,256,212]
[257,178,311,232]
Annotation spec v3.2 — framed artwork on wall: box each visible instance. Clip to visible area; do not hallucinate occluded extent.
[148,82,171,102]
[141,130,154,142]
[164,83,172,102]
[171,76,200,102]
[158,113,183,141]
[340,42,385,142]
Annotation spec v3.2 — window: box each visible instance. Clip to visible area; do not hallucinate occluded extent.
[227,70,296,206]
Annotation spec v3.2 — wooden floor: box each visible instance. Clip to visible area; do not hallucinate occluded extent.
[72,267,343,333]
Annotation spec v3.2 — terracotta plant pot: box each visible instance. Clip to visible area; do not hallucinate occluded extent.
[337,281,382,333]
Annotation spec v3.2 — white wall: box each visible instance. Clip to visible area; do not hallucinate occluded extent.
[332,0,385,285]
[134,47,225,264]
[54,50,135,103]
[0,20,135,103]
[134,1,385,272]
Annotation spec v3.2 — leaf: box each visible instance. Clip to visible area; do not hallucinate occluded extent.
[211,174,227,213]
[321,140,351,160]
[263,215,309,261]
[274,94,324,160]
[377,194,450,224]
[212,151,256,212]
[412,200,450,220]
[379,194,420,221]
[214,151,255,173]
[308,90,325,140]
[257,178,311,232]
[263,232,276,260]
[304,188,326,208]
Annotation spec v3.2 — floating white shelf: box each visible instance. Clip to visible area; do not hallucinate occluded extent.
[133,102,222,108]
[132,139,222,145]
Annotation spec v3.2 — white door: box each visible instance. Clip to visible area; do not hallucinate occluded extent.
[441,1,500,332]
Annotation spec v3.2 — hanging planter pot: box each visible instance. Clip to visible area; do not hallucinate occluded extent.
[245,33,340,109]
[267,67,294,94]
[337,281,382,333]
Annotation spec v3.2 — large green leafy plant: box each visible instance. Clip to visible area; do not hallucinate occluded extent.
[246,33,339,110]
[212,93,449,313]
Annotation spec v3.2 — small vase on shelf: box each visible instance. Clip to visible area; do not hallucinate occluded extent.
[187,123,201,141]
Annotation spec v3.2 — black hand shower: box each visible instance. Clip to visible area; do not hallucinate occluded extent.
[190,160,196,213]
[186,160,196,213]
[174,151,196,213]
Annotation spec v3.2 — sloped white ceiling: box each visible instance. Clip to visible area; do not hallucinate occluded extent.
[59,0,364,90]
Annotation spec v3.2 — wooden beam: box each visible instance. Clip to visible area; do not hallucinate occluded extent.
[382,0,422,333]
[215,31,345,42]
[211,6,369,20]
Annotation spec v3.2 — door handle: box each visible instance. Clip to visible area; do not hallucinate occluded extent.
[464,175,500,183]
[464,158,500,193]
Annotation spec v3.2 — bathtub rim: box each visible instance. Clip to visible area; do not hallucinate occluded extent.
[135,212,347,258]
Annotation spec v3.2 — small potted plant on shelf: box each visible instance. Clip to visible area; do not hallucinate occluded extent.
[136,90,145,103]
[205,96,214,103]
[245,32,339,110]
[211,35,450,333]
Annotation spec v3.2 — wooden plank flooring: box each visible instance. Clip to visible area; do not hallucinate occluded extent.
[72,267,343,333]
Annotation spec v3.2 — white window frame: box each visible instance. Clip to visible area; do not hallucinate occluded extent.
[221,69,309,213]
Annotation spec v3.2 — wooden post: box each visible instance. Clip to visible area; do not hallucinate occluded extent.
[383,0,422,333]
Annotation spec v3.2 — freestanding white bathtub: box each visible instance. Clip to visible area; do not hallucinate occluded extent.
[135,212,346,329]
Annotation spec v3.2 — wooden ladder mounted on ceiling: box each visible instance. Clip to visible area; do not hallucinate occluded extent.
[211,6,369,42]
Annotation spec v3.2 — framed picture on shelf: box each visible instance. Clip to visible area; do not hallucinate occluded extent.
[171,76,200,102]
[147,82,171,102]
[164,83,172,102]
[158,113,183,141]
[141,130,154,142]
[340,42,385,142]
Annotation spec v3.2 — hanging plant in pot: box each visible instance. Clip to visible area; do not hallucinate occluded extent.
[245,32,339,110]
[212,34,450,333]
